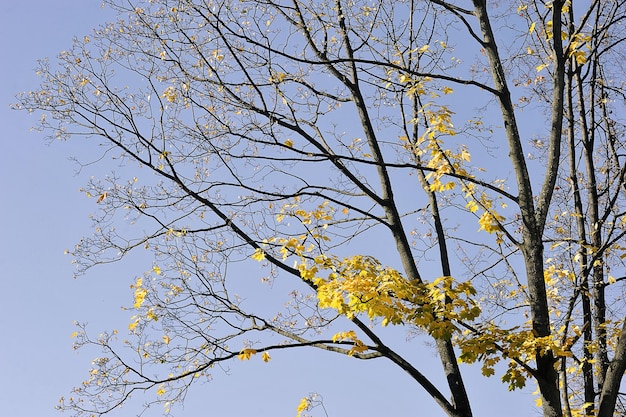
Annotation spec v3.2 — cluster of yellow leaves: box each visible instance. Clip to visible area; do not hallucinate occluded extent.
[425,105,456,137]
[132,277,147,309]
[237,348,271,362]
[567,32,591,65]
[544,263,575,301]
[477,211,505,234]
[250,200,611,399]
[297,253,480,339]
[161,86,177,103]
[398,74,428,97]
[127,266,171,331]
[457,320,584,391]
[302,254,417,325]
[465,188,506,236]
[128,277,148,332]
[332,330,368,356]
[423,143,469,192]
[403,104,470,193]
[402,103,505,241]
[275,199,333,226]
[253,203,480,339]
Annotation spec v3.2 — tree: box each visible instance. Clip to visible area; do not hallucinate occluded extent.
[16,0,626,416]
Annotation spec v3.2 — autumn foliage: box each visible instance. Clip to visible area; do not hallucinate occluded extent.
[16,0,626,416]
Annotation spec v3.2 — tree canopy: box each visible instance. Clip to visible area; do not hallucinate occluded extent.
[17,0,626,416]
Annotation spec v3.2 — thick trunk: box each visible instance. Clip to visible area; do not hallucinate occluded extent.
[597,320,626,417]
[471,2,565,416]
[568,60,595,414]
[523,243,562,417]
[584,4,610,388]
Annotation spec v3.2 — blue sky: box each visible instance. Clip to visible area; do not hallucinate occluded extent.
[0,2,120,415]
[0,2,538,417]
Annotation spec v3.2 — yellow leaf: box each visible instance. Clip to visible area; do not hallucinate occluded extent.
[156,385,166,396]
[482,365,495,376]
[262,352,271,362]
[478,211,505,233]
[296,397,310,417]
[238,348,257,361]
[146,308,158,321]
[270,72,287,83]
[536,63,549,72]
[348,342,368,356]
[212,49,224,61]
[442,86,453,95]
[529,22,536,34]
[251,248,265,261]
[572,50,587,65]
[418,44,430,53]
[332,330,357,342]
[128,317,140,331]
[134,288,147,306]
[161,87,177,103]
[152,265,162,275]
[284,138,294,147]
[96,192,108,203]
[162,335,170,344]
[70,331,78,338]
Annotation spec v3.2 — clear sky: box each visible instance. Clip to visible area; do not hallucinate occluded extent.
[0,2,121,415]
[0,2,538,417]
